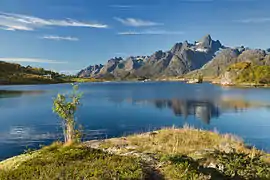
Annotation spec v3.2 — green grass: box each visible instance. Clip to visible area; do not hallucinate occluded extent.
[1,128,270,180]
[0,143,150,180]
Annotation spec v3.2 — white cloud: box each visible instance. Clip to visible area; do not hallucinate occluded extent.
[235,17,270,23]
[0,58,67,64]
[110,5,135,8]
[41,35,79,41]
[114,17,163,27]
[0,12,108,31]
[118,30,184,35]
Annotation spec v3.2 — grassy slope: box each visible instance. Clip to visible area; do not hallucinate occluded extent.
[0,61,106,85]
[1,127,270,180]
[0,61,67,85]
[228,62,270,85]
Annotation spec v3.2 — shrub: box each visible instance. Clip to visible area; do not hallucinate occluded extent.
[53,84,82,144]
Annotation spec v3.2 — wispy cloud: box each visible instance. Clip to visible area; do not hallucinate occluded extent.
[118,30,184,35]
[115,52,128,55]
[114,17,163,27]
[0,12,108,31]
[0,58,67,64]
[41,35,79,41]
[235,17,270,23]
[59,69,81,75]
[110,5,135,8]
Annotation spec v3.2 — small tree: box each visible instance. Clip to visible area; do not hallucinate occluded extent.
[53,84,82,145]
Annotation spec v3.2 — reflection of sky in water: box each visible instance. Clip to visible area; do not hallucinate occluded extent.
[0,82,270,160]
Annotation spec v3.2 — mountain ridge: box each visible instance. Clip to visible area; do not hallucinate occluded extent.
[77,34,270,83]
[78,34,224,79]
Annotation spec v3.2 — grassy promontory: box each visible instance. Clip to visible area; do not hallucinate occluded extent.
[0,127,270,180]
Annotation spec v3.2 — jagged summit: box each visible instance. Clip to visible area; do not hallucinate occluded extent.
[195,34,222,52]
[199,34,212,42]
[77,34,224,79]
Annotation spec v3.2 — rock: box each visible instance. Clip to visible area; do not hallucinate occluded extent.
[217,142,235,153]
[220,71,236,86]
[207,162,225,172]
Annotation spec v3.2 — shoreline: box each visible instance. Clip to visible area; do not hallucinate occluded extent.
[1,78,269,89]
[1,127,269,179]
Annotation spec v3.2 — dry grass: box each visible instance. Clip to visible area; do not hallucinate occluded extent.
[98,126,270,179]
[101,126,247,156]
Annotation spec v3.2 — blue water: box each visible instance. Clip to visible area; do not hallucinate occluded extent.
[0,82,270,160]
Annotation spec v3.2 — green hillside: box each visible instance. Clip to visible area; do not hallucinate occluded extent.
[227,62,270,85]
[0,61,67,85]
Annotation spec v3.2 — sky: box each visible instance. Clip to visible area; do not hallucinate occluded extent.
[0,0,270,74]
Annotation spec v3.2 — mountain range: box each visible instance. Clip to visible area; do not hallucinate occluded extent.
[77,34,270,82]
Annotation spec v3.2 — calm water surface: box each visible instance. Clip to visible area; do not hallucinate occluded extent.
[0,82,270,160]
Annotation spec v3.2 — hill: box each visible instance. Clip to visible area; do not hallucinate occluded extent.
[188,47,270,78]
[220,62,270,86]
[186,47,270,86]
[0,61,67,85]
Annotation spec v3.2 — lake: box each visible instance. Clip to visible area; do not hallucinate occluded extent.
[0,82,270,160]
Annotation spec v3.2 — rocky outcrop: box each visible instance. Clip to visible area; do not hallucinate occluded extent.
[220,71,237,86]
[100,57,123,74]
[77,64,104,78]
[237,49,266,64]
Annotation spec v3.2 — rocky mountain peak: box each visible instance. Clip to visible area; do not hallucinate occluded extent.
[171,43,183,54]
[107,57,123,63]
[150,50,165,60]
[199,34,212,43]
[196,34,222,52]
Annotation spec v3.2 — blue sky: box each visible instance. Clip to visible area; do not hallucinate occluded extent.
[0,0,269,73]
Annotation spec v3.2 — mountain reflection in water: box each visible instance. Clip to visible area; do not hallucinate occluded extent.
[130,97,270,125]
[154,99,219,124]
